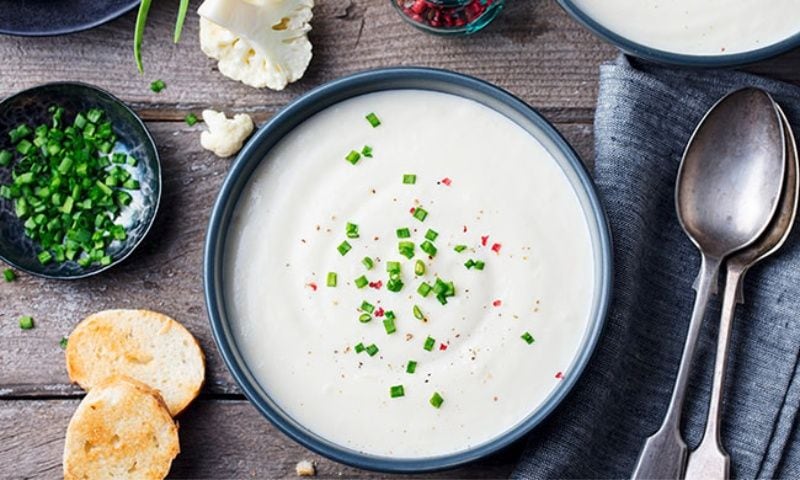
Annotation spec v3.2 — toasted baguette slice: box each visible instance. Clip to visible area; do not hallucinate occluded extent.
[66,309,205,416]
[63,376,180,480]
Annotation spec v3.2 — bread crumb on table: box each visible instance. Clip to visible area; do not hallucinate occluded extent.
[296,460,316,477]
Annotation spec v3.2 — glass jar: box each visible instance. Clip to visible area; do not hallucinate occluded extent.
[392,0,505,36]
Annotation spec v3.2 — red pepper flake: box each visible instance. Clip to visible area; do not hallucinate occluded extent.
[491,243,502,254]
[441,177,452,186]
[410,207,416,214]
[481,235,489,246]
[375,307,385,317]
[555,371,564,380]
[306,282,318,291]
[492,299,502,307]
[368,280,383,290]
[439,343,448,351]
[463,225,468,233]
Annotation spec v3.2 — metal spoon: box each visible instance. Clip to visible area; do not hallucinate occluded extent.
[631,88,786,480]
[684,105,799,480]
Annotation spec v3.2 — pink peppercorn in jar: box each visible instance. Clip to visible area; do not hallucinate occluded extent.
[392,0,505,35]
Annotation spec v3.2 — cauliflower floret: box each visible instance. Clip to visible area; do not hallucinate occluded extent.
[200,110,255,158]
[198,0,313,91]
[295,460,316,477]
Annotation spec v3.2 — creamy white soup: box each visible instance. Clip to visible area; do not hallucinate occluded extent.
[571,0,800,56]
[224,90,596,458]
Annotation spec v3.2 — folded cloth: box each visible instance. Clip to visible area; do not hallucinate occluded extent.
[513,55,800,479]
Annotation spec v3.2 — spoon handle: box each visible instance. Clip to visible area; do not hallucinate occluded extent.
[684,267,743,480]
[632,254,722,480]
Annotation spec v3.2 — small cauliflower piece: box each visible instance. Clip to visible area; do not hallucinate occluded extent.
[198,0,313,90]
[200,110,254,158]
[295,460,316,477]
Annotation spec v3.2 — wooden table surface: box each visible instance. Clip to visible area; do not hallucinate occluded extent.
[2,1,799,478]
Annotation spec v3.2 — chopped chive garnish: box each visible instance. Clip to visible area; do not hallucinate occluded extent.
[465,259,476,269]
[3,268,16,282]
[454,245,468,253]
[345,150,361,165]
[414,260,425,276]
[474,260,486,270]
[417,282,432,297]
[337,241,352,256]
[0,150,12,167]
[59,336,69,349]
[359,313,372,323]
[423,336,435,351]
[366,113,381,128]
[420,240,437,257]
[390,385,405,398]
[385,310,396,320]
[521,332,535,344]
[327,272,338,287]
[184,113,198,126]
[362,145,373,158]
[150,79,166,93]
[386,261,401,274]
[406,361,417,374]
[361,301,375,313]
[396,227,411,238]
[355,275,369,289]
[346,222,359,239]
[362,257,374,270]
[355,342,366,353]
[398,241,415,259]
[387,278,404,292]
[430,392,444,409]
[19,315,34,330]
[425,229,438,241]
[37,250,53,265]
[383,317,396,334]
[413,305,424,320]
[412,207,428,222]
[432,278,456,305]
[366,344,379,356]
[402,174,417,185]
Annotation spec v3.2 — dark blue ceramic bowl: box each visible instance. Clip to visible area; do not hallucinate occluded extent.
[558,0,800,67]
[0,0,139,37]
[204,67,613,473]
[0,82,160,279]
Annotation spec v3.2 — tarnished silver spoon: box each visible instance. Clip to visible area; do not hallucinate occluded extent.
[631,88,786,480]
[684,104,799,480]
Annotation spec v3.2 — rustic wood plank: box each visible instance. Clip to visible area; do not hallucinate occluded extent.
[0,398,521,478]
[0,0,616,123]
[0,121,594,398]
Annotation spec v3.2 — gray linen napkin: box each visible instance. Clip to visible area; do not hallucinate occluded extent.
[513,55,800,479]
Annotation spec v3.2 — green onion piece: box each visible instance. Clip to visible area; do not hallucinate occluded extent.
[385,310,396,320]
[406,361,417,374]
[134,0,153,73]
[366,344,379,356]
[358,313,372,323]
[362,257,374,270]
[184,113,198,126]
[345,222,359,238]
[521,332,535,344]
[354,342,366,353]
[173,0,190,43]
[420,240,437,257]
[361,145,373,158]
[413,305,424,320]
[150,79,166,93]
[0,150,12,167]
[366,113,381,128]
[390,385,405,398]
[354,275,369,289]
[360,301,375,313]
[414,260,425,276]
[417,282,432,297]
[387,278,404,292]
[412,207,428,222]
[37,250,53,264]
[337,241,352,256]
[3,268,16,282]
[345,150,361,165]
[430,392,444,409]
[326,272,338,287]
[425,229,438,241]
[19,315,34,330]
[386,261,401,274]
[398,241,415,259]
[423,336,435,351]
[464,259,476,269]
[396,227,411,238]
[474,260,486,270]
[454,245,468,253]
[402,174,417,185]
[59,336,69,349]
[383,318,396,334]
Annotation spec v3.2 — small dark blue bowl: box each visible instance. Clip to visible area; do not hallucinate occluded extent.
[558,0,800,68]
[204,67,613,473]
[0,82,161,279]
[0,0,139,37]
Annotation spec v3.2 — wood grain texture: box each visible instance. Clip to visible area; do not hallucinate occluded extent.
[0,399,520,479]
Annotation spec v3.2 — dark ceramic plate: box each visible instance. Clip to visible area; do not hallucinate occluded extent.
[0,82,160,279]
[0,0,138,37]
